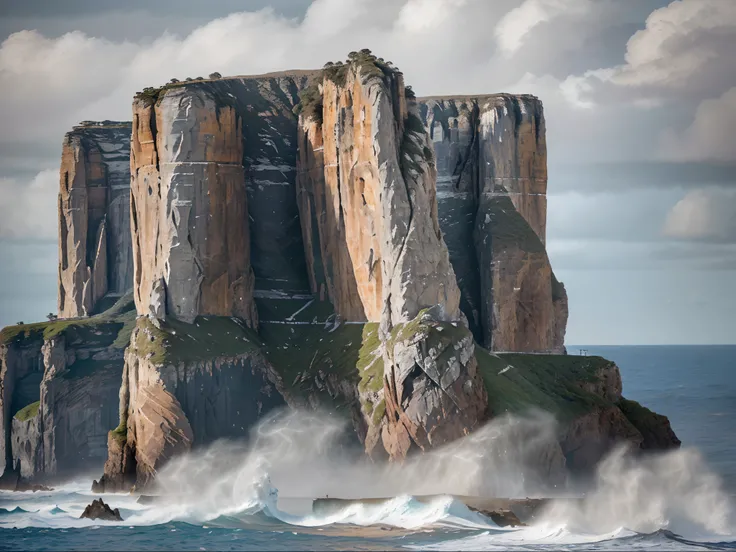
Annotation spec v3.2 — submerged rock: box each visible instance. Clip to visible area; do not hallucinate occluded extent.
[80,498,122,521]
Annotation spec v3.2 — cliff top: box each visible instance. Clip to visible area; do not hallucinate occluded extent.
[417,93,540,102]
[72,121,132,130]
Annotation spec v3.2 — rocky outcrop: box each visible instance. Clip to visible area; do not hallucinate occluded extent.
[0,297,132,482]
[7,54,677,487]
[80,498,122,521]
[418,97,566,352]
[295,55,485,461]
[474,349,680,474]
[130,92,256,324]
[296,61,461,329]
[58,121,133,318]
[381,309,487,460]
[617,397,681,451]
[98,316,287,492]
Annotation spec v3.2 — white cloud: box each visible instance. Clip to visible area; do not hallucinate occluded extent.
[0,170,58,240]
[562,0,736,106]
[494,0,590,55]
[663,188,736,242]
[660,87,736,163]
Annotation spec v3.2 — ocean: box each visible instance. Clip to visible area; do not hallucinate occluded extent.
[1,345,735,551]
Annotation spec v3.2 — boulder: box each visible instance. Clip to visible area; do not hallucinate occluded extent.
[80,498,122,521]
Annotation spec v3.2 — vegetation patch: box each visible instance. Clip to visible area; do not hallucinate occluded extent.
[372,398,386,425]
[110,421,127,444]
[14,401,40,422]
[475,347,613,422]
[617,397,670,445]
[133,315,260,366]
[294,49,401,124]
[0,293,136,349]
[259,317,383,414]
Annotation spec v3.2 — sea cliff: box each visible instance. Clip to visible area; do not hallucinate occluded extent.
[0,52,679,492]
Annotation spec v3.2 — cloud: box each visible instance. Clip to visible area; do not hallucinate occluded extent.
[0,170,58,240]
[662,188,736,243]
[659,87,736,163]
[562,0,736,106]
[494,0,590,55]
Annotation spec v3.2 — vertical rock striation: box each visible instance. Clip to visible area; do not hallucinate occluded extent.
[130,91,256,324]
[131,72,316,323]
[296,63,461,328]
[296,56,486,461]
[418,96,567,352]
[58,122,133,318]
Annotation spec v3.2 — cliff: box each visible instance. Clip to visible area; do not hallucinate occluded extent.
[418,97,566,352]
[99,72,317,491]
[131,71,315,323]
[0,295,133,482]
[58,122,133,318]
[295,54,486,460]
[94,315,286,492]
[0,52,680,489]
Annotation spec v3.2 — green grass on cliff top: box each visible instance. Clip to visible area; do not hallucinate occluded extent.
[14,401,40,422]
[133,315,261,366]
[475,347,612,422]
[259,319,382,413]
[0,293,136,349]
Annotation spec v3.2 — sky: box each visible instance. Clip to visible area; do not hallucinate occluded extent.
[0,0,734,345]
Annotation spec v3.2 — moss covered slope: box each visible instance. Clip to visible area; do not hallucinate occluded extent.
[0,293,136,349]
[475,347,613,421]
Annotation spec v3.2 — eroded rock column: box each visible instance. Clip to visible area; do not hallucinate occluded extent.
[130,90,257,325]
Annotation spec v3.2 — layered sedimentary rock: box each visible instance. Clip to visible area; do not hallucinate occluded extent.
[295,57,486,460]
[297,61,461,329]
[58,121,133,318]
[2,55,681,487]
[96,316,287,492]
[0,297,131,481]
[131,72,316,324]
[95,72,317,492]
[418,97,566,352]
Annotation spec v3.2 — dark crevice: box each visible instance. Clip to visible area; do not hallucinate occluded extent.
[452,104,480,193]
[130,192,142,299]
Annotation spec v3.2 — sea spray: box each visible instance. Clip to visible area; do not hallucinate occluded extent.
[153,407,565,509]
[541,445,736,536]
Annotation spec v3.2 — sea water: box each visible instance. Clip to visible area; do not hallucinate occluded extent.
[1,345,735,551]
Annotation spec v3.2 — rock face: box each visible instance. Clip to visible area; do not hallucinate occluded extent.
[80,498,122,521]
[295,57,485,461]
[58,121,133,318]
[381,310,488,460]
[2,54,681,487]
[0,298,131,482]
[418,97,567,352]
[97,316,287,492]
[296,65,461,329]
[131,72,315,324]
[475,349,681,474]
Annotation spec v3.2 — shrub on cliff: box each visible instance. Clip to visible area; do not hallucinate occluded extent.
[209,72,222,79]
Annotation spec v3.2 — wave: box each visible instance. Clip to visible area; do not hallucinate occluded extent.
[1,411,735,549]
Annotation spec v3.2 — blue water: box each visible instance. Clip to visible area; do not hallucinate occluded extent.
[1,345,735,551]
